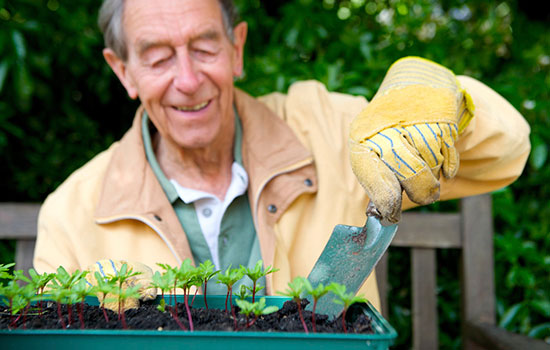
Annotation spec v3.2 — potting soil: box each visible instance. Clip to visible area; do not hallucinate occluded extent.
[0,299,373,333]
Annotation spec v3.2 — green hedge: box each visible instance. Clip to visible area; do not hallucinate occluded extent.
[1,0,548,347]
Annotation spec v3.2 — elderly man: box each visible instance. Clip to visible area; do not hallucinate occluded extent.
[34,0,530,310]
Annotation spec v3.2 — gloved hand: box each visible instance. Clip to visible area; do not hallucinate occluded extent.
[349,57,474,223]
[86,259,157,312]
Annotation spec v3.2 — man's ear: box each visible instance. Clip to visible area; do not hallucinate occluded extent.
[103,48,138,99]
[231,22,248,78]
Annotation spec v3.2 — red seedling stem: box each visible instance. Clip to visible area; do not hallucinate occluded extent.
[22,305,30,330]
[120,310,128,330]
[231,300,237,330]
[296,300,309,334]
[341,308,348,334]
[78,301,85,329]
[67,304,73,326]
[184,290,194,331]
[225,291,229,313]
[170,306,187,330]
[312,300,318,333]
[252,280,257,303]
[56,302,67,330]
[9,312,22,330]
[101,303,110,322]
[248,315,259,328]
[165,290,186,331]
[203,282,209,309]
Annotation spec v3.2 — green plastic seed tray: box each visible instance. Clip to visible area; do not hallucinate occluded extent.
[1,295,396,350]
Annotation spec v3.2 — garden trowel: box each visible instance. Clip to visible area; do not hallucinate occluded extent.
[306,201,398,319]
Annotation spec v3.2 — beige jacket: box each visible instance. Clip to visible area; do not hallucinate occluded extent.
[34,78,530,311]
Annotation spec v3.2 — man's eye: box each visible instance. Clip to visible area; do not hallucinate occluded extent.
[193,49,217,62]
[151,57,170,67]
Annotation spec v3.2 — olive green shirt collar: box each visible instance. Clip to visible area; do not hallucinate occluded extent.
[141,108,244,203]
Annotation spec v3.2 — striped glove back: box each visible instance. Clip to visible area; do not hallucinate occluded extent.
[349,57,474,223]
[86,259,157,312]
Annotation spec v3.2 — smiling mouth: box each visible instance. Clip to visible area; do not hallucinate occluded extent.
[174,100,210,112]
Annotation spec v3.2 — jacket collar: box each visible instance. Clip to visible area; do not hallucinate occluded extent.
[94,88,316,277]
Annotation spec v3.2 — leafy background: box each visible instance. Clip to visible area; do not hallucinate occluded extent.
[0,0,548,348]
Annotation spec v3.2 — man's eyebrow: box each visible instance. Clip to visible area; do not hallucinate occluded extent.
[191,29,222,42]
[136,40,170,56]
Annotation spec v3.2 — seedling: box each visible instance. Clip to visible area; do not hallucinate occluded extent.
[113,285,141,329]
[0,263,15,280]
[174,259,200,331]
[243,260,278,303]
[277,276,309,333]
[157,263,178,307]
[151,267,187,330]
[217,265,244,314]
[2,270,35,329]
[108,263,142,329]
[48,282,69,329]
[303,279,330,333]
[234,284,250,301]
[150,270,172,313]
[27,268,55,317]
[71,279,96,329]
[235,297,279,329]
[328,282,368,334]
[196,260,219,309]
[0,280,29,329]
[14,283,37,329]
[92,271,117,322]
[49,266,88,328]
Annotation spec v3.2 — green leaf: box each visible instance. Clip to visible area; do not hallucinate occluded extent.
[499,303,524,329]
[11,30,26,59]
[528,323,550,338]
[14,61,33,111]
[531,300,550,318]
[262,305,279,315]
[285,27,299,48]
[529,141,548,170]
[0,60,8,93]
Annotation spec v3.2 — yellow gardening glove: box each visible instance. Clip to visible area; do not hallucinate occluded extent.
[349,57,475,223]
[85,259,157,313]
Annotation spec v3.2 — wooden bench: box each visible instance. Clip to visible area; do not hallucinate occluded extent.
[0,202,41,273]
[376,194,549,350]
[0,199,547,349]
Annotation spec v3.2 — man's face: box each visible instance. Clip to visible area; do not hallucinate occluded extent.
[104,0,247,150]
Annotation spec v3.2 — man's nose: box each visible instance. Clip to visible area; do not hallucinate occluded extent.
[173,52,202,93]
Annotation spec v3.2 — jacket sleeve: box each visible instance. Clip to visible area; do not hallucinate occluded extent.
[403,75,531,208]
[34,194,81,274]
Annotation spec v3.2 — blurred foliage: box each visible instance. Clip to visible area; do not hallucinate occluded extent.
[0,0,548,347]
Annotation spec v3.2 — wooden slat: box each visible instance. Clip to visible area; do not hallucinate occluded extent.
[0,203,41,239]
[461,194,495,350]
[15,240,36,272]
[394,212,462,248]
[412,247,438,350]
[375,251,389,319]
[465,321,550,350]
[461,194,495,323]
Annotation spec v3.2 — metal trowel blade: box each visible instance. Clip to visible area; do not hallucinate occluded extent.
[306,215,398,319]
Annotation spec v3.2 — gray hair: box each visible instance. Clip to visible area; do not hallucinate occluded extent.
[98,0,237,62]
